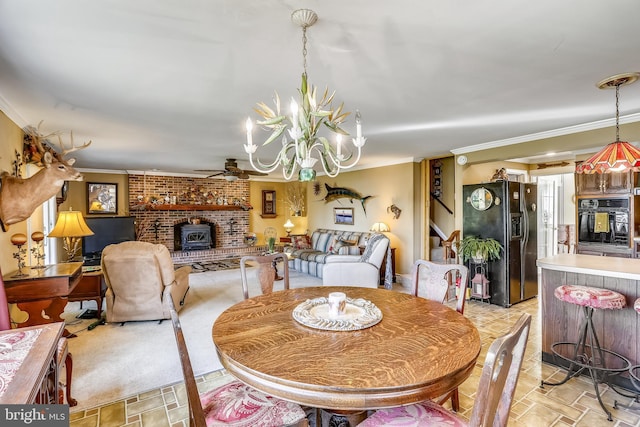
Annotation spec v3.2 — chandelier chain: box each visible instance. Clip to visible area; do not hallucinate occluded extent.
[615,83,620,142]
[302,25,308,75]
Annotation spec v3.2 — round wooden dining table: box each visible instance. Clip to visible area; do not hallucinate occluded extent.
[212,286,481,414]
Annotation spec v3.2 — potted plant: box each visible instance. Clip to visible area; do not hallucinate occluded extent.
[455,235,503,263]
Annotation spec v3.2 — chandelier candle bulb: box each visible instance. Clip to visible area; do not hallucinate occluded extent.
[245,118,253,146]
[336,134,342,158]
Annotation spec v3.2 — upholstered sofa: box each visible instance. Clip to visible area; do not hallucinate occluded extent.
[285,228,389,282]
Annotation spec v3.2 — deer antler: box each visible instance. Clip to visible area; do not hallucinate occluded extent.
[56,131,92,159]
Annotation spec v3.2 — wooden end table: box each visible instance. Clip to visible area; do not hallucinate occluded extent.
[3,263,82,337]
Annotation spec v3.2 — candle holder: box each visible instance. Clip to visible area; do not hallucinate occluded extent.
[10,233,29,277]
[30,231,46,269]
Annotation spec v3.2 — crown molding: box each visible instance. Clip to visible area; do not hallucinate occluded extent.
[450,112,640,155]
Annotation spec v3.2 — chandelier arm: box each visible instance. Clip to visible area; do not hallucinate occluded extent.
[314,140,364,171]
[247,153,286,174]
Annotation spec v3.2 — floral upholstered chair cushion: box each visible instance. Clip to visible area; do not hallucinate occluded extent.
[357,400,468,427]
[200,380,307,426]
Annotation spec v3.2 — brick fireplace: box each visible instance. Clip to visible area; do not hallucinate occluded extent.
[128,174,262,264]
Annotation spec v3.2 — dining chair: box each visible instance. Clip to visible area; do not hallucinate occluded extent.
[357,312,532,427]
[167,298,308,427]
[411,259,469,411]
[240,253,290,299]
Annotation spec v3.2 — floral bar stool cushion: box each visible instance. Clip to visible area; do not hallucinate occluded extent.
[635,297,640,314]
[554,285,626,310]
[357,400,468,427]
[200,380,307,426]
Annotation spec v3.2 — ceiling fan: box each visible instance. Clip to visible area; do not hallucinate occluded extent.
[195,158,267,180]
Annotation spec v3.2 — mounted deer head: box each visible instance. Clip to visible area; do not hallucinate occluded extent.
[0,123,91,231]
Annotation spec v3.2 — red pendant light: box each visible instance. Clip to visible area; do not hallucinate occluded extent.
[576,73,640,174]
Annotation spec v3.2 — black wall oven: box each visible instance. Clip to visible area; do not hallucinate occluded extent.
[577,198,630,246]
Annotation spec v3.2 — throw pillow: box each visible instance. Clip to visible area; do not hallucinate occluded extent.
[331,237,357,254]
[292,235,311,250]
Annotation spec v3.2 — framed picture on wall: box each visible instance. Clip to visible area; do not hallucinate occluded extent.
[261,190,276,218]
[87,182,117,214]
[334,208,354,225]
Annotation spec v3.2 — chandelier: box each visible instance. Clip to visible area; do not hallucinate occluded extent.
[576,72,640,174]
[244,9,366,181]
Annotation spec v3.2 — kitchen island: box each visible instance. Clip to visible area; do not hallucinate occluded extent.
[538,254,639,389]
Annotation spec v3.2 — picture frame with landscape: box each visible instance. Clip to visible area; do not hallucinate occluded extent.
[334,208,354,225]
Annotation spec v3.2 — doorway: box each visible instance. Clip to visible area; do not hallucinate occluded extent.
[532,173,575,258]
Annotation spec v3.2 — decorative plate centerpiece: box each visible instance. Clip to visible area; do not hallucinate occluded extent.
[292,296,382,331]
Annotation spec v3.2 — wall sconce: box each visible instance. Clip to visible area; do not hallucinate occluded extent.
[370,222,390,233]
[284,219,294,236]
[48,208,94,262]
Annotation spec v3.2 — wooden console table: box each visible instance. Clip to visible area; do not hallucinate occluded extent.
[2,263,82,336]
[0,322,63,404]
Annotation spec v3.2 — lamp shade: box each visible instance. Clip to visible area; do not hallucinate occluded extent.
[48,210,94,238]
[575,141,640,174]
[284,219,294,231]
[370,222,390,233]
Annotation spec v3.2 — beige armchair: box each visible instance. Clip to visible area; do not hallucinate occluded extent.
[101,241,191,323]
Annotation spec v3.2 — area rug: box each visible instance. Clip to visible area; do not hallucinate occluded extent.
[64,268,323,411]
[178,257,242,273]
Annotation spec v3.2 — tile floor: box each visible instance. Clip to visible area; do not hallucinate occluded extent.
[69,297,640,427]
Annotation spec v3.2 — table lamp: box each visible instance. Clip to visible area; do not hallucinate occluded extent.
[48,208,94,262]
[370,222,390,233]
[284,219,294,236]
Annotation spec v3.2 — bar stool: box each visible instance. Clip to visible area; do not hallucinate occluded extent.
[629,298,640,396]
[541,285,630,421]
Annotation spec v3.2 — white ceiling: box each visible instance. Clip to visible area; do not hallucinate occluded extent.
[1,1,640,178]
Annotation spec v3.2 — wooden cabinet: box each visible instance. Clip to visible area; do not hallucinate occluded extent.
[575,170,634,195]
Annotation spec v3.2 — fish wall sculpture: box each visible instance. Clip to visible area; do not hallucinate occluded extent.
[322,183,371,213]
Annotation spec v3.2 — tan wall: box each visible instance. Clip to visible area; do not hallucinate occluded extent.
[0,112,45,273]
[305,163,418,275]
[61,172,130,217]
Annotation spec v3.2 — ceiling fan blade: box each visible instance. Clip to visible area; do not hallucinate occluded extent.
[227,165,243,174]
[206,172,225,178]
[238,173,250,179]
[242,169,268,176]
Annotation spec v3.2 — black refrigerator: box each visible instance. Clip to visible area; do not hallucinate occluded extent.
[463,181,538,307]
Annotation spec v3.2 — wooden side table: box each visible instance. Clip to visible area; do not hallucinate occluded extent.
[3,263,82,336]
[380,247,397,285]
[68,269,106,318]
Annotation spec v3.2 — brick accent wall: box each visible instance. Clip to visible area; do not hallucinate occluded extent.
[128,174,258,263]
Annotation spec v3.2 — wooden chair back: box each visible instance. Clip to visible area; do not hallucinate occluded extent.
[469,313,532,427]
[240,253,290,300]
[411,259,468,314]
[168,298,207,427]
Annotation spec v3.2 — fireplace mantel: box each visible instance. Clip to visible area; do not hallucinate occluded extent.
[133,204,250,212]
